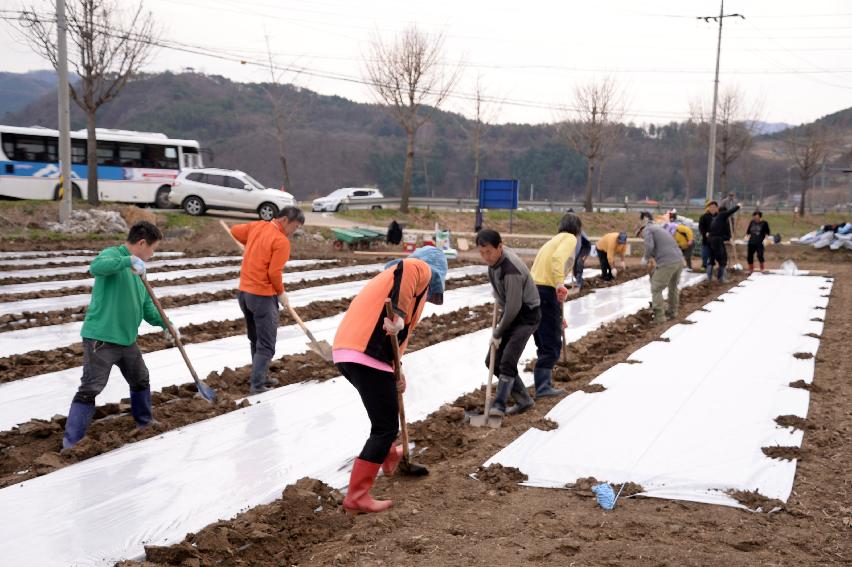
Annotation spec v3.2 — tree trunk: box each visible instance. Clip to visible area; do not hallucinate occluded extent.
[274,112,291,192]
[596,159,605,204]
[719,163,728,198]
[401,130,415,213]
[799,180,807,217]
[86,110,99,205]
[583,158,595,212]
[472,128,480,199]
[681,149,692,206]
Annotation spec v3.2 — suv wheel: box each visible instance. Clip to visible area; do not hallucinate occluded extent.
[155,186,172,209]
[258,202,279,221]
[183,196,206,216]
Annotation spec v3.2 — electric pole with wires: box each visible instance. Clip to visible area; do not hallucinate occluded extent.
[699,1,744,203]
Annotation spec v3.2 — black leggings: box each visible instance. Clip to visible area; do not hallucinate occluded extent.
[747,242,765,264]
[708,236,728,268]
[598,250,613,280]
[337,362,399,464]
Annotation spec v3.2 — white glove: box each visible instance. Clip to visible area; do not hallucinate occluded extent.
[164,327,180,345]
[619,261,626,270]
[612,268,618,278]
[130,255,146,276]
[396,370,406,393]
[490,335,501,349]
[383,314,404,335]
[278,292,289,308]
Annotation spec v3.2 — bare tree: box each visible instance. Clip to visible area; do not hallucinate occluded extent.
[260,35,306,194]
[692,88,761,198]
[785,124,833,217]
[364,26,460,213]
[19,0,156,205]
[455,76,502,199]
[564,77,624,212]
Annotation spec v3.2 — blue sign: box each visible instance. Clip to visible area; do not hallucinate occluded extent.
[478,179,518,210]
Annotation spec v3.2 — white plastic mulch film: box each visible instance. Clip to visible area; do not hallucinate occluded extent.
[0,255,243,280]
[0,269,702,567]
[0,262,384,317]
[484,273,832,509]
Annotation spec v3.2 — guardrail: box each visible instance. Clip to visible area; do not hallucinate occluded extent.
[338,196,851,215]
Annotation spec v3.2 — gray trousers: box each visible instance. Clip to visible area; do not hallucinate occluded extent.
[650,262,683,322]
[72,339,150,405]
[238,291,279,388]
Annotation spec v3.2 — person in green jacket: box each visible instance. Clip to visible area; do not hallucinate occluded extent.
[62,221,174,450]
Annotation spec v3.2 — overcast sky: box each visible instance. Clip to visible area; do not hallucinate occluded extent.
[2,0,851,126]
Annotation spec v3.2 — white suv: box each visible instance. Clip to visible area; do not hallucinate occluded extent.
[312,187,383,212]
[170,168,297,221]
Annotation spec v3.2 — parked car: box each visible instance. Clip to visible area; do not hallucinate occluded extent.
[170,168,296,221]
[312,187,383,212]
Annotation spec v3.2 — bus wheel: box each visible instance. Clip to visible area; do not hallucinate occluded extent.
[182,196,206,216]
[154,186,172,209]
[53,183,82,200]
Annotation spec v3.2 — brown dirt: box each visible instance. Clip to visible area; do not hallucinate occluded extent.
[0,275,489,383]
[119,258,852,567]
[789,379,822,392]
[762,446,806,461]
[476,463,528,493]
[0,302,496,487]
[727,489,786,513]
[775,415,812,430]
[793,352,815,360]
[115,478,351,567]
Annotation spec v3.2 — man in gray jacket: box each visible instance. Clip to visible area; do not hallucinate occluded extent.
[476,229,540,416]
[638,212,684,324]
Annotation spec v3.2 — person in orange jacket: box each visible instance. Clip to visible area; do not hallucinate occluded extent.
[230,207,305,394]
[333,246,448,515]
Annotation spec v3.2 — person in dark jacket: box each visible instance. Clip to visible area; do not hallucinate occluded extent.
[477,229,540,416]
[698,201,717,269]
[707,203,740,283]
[745,211,771,273]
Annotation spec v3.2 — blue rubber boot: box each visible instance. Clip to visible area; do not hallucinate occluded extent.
[533,367,564,398]
[62,402,95,450]
[130,389,154,428]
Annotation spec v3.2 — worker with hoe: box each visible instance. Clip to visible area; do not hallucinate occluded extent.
[62,221,175,450]
[698,201,718,270]
[595,231,628,281]
[477,229,540,415]
[745,210,771,274]
[529,212,582,399]
[333,246,448,515]
[706,202,741,283]
[637,212,683,324]
[230,206,305,394]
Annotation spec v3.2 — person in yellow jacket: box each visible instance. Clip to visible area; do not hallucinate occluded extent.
[529,212,582,398]
[666,211,695,270]
[595,231,628,281]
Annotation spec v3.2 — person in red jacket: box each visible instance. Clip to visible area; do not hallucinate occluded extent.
[333,246,447,515]
[230,207,304,394]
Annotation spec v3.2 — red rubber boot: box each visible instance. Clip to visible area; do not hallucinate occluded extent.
[760,262,765,273]
[343,458,393,515]
[382,443,403,476]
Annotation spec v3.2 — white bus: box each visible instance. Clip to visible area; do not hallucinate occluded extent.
[0,125,204,208]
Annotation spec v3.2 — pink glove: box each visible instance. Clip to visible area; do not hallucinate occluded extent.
[556,284,569,302]
[383,314,404,335]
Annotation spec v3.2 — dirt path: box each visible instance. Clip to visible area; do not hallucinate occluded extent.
[112,265,852,567]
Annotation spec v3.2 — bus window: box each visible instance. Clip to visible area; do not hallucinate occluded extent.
[119,143,143,167]
[4,134,51,162]
[143,145,179,169]
[71,140,86,164]
[96,141,119,166]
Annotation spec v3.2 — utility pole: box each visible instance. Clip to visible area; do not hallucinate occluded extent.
[699,1,744,203]
[56,0,73,223]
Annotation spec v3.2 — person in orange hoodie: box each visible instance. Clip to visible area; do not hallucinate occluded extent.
[230,207,305,394]
[333,246,448,515]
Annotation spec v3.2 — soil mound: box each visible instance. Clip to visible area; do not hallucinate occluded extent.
[477,463,528,493]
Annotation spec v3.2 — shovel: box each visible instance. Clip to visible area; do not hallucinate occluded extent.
[384,300,428,476]
[219,219,333,362]
[470,303,502,428]
[140,275,217,403]
[281,299,333,362]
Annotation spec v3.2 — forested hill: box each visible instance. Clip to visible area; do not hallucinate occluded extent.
[3,71,850,203]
